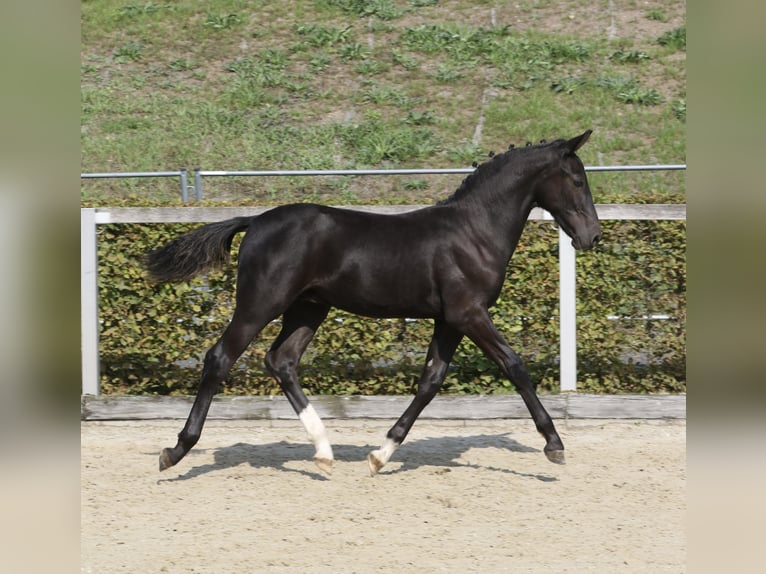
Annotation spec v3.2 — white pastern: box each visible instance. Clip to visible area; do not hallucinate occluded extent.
[370,437,399,467]
[298,404,333,462]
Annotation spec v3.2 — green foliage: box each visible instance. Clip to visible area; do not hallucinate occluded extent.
[646,8,668,22]
[203,13,244,30]
[294,24,353,47]
[671,99,686,122]
[112,41,143,63]
[594,74,663,106]
[320,0,406,20]
[344,112,436,164]
[550,77,587,95]
[657,26,686,51]
[96,216,685,396]
[609,49,651,64]
[339,42,371,61]
[434,63,464,83]
[575,221,686,393]
[615,87,662,106]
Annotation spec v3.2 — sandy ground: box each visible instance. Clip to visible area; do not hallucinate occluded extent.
[81,418,685,573]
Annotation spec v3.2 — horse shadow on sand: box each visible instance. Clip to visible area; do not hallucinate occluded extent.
[157,432,558,484]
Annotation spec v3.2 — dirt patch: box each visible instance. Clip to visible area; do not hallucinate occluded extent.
[489,0,685,39]
[82,418,685,573]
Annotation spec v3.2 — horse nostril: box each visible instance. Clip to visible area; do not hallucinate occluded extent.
[593,233,601,245]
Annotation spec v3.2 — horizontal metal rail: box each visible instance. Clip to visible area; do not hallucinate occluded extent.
[81,164,686,202]
[81,168,191,201]
[194,164,686,176]
[81,171,187,178]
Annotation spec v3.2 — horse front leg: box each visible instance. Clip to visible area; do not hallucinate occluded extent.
[159,313,265,471]
[458,309,565,464]
[368,321,463,476]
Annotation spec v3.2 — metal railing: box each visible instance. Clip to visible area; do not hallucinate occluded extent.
[82,164,686,202]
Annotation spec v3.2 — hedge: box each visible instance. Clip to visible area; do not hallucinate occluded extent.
[95,217,685,395]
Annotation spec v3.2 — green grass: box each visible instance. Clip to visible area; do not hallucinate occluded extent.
[81,0,686,204]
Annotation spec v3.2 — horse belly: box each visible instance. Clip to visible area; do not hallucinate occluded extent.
[311,258,442,319]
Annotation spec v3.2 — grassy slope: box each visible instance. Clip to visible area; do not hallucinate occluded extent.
[81,0,685,204]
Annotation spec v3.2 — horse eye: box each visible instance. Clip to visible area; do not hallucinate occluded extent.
[573,179,584,188]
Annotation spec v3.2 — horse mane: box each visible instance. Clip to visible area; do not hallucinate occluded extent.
[437,138,565,205]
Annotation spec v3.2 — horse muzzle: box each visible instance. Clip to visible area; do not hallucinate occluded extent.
[572,230,601,250]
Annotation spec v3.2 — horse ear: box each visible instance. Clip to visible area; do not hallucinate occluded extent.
[564,129,593,154]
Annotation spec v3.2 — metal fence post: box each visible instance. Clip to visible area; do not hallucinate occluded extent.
[559,226,577,391]
[194,168,203,201]
[81,208,100,396]
[180,168,188,202]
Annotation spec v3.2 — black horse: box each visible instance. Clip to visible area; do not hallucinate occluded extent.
[145,130,600,476]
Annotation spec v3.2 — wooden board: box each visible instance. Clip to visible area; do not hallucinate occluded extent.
[81,394,686,421]
[93,204,686,224]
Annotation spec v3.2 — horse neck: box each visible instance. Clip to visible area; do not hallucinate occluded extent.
[449,165,541,259]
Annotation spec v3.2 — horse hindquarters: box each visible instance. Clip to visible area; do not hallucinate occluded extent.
[159,216,314,471]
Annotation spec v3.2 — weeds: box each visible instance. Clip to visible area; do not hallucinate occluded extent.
[404,110,435,126]
[595,74,662,106]
[551,77,587,95]
[168,58,198,71]
[671,99,686,122]
[321,0,405,20]
[346,113,436,164]
[203,13,243,30]
[658,26,686,51]
[391,50,419,70]
[339,42,371,61]
[447,143,484,165]
[308,54,332,72]
[610,49,651,64]
[434,64,463,83]
[617,87,662,106]
[294,24,353,47]
[112,41,143,63]
[404,179,429,190]
[361,83,410,106]
[646,8,668,22]
[356,60,390,76]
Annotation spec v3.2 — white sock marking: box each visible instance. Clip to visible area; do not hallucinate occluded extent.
[371,437,399,467]
[298,404,333,461]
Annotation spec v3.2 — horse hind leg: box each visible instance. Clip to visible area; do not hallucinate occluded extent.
[264,300,333,475]
[159,311,268,471]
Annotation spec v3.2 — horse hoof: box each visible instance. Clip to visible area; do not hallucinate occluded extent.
[367,452,384,477]
[159,448,175,472]
[314,456,333,476]
[544,449,566,465]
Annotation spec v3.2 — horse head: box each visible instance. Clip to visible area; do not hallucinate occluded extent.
[533,130,601,250]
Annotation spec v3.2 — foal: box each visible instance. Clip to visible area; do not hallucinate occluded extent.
[145,130,601,475]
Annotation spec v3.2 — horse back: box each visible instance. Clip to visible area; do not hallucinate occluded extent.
[237,203,505,318]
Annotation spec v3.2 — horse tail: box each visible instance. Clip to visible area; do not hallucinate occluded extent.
[144,216,253,283]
